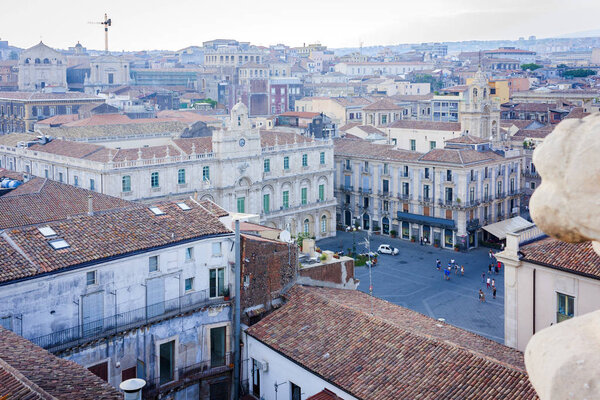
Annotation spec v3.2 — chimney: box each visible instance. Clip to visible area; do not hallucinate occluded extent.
[119,378,146,400]
[88,195,93,216]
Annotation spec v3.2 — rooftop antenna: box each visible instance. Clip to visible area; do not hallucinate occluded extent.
[89,13,112,53]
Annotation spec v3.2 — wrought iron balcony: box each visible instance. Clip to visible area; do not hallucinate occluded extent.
[143,352,233,398]
[398,193,411,201]
[359,187,372,194]
[29,288,230,353]
[418,195,433,204]
[339,185,354,192]
[467,218,481,231]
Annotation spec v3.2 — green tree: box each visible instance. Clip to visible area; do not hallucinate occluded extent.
[411,74,443,91]
[562,69,596,78]
[521,63,542,71]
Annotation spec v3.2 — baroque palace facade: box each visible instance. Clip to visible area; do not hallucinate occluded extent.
[0,102,336,239]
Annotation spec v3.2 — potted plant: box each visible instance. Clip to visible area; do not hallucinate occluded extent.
[222,288,230,301]
[373,226,381,235]
[390,229,397,238]
[411,235,416,243]
[434,239,440,248]
[333,253,340,259]
[320,253,327,261]
[454,244,460,252]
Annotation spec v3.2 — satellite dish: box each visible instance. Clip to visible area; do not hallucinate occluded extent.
[280,230,292,243]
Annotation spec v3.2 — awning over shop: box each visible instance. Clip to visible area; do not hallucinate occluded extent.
[482,216,534,240]
[396,211,456,230]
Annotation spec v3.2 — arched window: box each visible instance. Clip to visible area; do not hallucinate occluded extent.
[483,88,487,98]
[43,58,50,64]
[320,215,327,234]
[304,219,310,234]
[34,58,41,64]
[472,88,478,98]
[25,58,30,64]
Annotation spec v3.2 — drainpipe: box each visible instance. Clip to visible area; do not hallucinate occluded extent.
[533,268,536,335]
[233,219,241,399]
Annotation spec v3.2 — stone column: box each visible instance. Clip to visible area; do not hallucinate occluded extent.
[496,232,521,349]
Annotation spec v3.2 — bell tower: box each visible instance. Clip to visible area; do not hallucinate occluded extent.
[460,67,500,140]
[212,100,260,158]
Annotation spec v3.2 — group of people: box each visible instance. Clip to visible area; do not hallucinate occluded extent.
[480,250,501,302]
[436,258,464,280]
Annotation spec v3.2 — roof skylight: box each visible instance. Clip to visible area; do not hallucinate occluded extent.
[149,207,165,216]
[49,239,70,250]
[177,202,191,211]
[38,226,57,237]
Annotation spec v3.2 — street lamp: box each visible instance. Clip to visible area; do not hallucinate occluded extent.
[349,225,361,257]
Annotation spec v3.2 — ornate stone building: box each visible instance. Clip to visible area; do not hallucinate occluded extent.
[0,102,336,238]
[17,42,67,91]
[84,54,130,94]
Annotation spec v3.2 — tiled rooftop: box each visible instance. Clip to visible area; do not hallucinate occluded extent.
[0,327,121,399]
[0,178,133,230]
[334,138,422,162]
[520,237,600,280]
[247,285,537,400]
[0,200,231,284]
[362,98,402,111]
[388,120,462,131]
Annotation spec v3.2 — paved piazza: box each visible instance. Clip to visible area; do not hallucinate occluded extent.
[317,231,504,343]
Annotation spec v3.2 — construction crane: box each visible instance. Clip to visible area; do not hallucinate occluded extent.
[89,13,112,52]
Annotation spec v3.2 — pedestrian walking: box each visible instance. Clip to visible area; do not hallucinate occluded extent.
[436,259,441,270]
[420,236,423,245]
[450,258,455,267]
[461,265,464,276]
[489,249,494,259]
[445,267,451,280]
[491,278,495,287]
[454,264,459,275]
[493,286,497,299]
[486,277,491,289]
[498,261,502,271]
[479,289,485,303]
[481,272,485,283]
[494,265,499,274]
[424,236,428,245]
[488,263,492,273]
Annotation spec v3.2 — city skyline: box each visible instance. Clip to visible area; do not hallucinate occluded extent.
[2,0,600,51]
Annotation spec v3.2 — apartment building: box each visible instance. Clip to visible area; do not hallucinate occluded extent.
[0,176,235,398]
[334,136,524,249]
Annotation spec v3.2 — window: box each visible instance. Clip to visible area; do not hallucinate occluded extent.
[402,182,409,196]
[320,215,327,233]
[383,200,389,211]
[424,168,430,179]
[291,382,302,400]
[86,271,97,286]
[320,151,325,165]
[302,154,308,167]
[446,170,452,182]
[58,172,63,183]
[557,293,574,322]
[151,172,159,188]
[122,175,131,192]
[44,169,49,178]
[203,166,210,181]
[149,256,159,272]
[445,187,453,202]
[74,176,79,187]
[210,326,227,368]
[484,184,489,199]
[263,159,270,173]
[185,247,193,261]
[383,163,388,174]
[345,159,350,170]
[283,190,289,208]
[159,341,175,385]
[178,169,186,184]
[212,242,222,257]
[430,141,437,150]
[237,197,245,213]
[470,187,475,203]
[263,194,270,213]
[530,181,536,190]
[403,165,408,177]
[318,184,324,201]
[89,179,95,191]
[108,73,114,84]
[303,219,310,234]
[497,181,502,196]
[283,156,289,170]
[185,277,194,292]
[382,179,389,193]
[209,268,225,297]
[423,185,430,199]
[301,187,307,205]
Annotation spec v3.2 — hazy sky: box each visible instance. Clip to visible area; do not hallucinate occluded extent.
[2,0,599,51]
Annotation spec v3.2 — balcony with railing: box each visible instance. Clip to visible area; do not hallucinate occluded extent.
[398,192,411,201]
[496,191,506,199]
[418,195,433,204]
[339,185,354,192]
[467,218,480,231]
[143,352,232,398]
[29,288,230,353]
[482,194,494,203]
[359,187,372,194]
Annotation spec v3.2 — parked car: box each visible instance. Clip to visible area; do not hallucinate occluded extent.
[377,244,399,255]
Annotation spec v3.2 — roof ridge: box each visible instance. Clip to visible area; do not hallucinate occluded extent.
[298,286,527,373]
[0,356,57,400]
[1,231,40,273]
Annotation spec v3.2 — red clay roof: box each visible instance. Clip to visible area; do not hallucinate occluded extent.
[280,111,321,119]
[247,285,537,400]
[0,327,121,399]
[334,138,422,162]
[520,238,600,280]
[388,120,462,131]
[362,98,402,111]
[307,389,345,400]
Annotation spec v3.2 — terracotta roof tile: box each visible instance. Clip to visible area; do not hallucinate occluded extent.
[389,120,462,131]
[334,138,422,162]
[419,149,502,165]
[362,98,402,111]
[520,238,600,280]
[247,286,537,400]
[260,131,313,147]
[0,327,121,399]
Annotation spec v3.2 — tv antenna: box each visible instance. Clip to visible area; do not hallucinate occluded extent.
[89,13,112,52]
